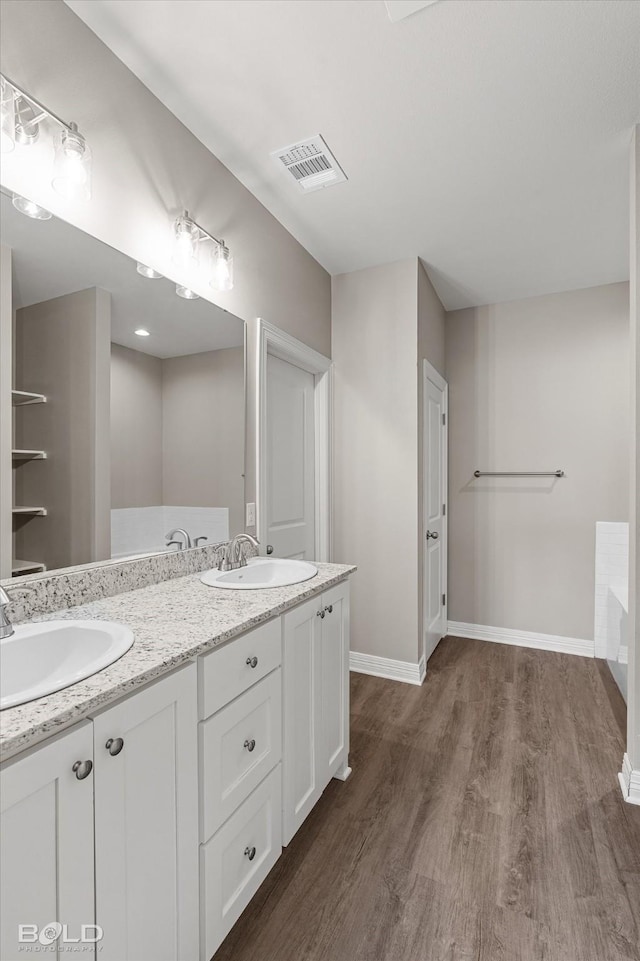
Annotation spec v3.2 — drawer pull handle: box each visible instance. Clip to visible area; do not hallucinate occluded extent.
[105,737,124,756]
[317,609,325,619]
[246,656,258,668]
[72,759,93,780]
[244,738,256,752]
[244,845,257,861]
[324,604,333,614]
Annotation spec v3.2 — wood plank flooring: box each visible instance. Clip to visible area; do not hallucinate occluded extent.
[213,637,640,961]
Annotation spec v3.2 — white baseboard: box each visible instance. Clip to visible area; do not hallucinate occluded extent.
[619,753,640,805]
[349,651,425,686]
[447,621,595,658]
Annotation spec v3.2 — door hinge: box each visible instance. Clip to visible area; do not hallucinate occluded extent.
[442,413,446,426]
[442,593,446,606]
[442,503,446,516]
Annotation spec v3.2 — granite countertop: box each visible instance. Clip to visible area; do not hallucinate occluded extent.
[0,562,356,762]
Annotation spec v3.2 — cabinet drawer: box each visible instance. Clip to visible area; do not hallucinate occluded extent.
[200,765,282,961]
[199,618,281,719]
[200,670,282,841]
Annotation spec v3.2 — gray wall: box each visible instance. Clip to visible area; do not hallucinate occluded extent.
[110,344,244,534]
[0,0,331,528]
[332,258,445,665]
[110,344,163,509]
[446,282,629,641]
[162,347,244,535]
[14,288,111,570]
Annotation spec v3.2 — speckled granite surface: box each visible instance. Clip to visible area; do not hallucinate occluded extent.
[1,542,235,623]
[0,562,356,762]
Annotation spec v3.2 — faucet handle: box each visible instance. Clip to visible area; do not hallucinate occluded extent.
[194,536,208,547]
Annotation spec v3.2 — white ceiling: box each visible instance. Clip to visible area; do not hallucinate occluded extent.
[1,194,244,358]
[66,0,640,309]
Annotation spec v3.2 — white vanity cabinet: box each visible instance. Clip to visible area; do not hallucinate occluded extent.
[0,664,198,961]
[0,721,96,959]
[283,581,350,844]
[92,663,199,961]
[0,575,352,961]
[198,619,283,961]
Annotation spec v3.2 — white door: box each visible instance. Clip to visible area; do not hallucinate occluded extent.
[423,361,448,663]
[0,721,95,959]
[319,582,350,783]
[282,595,322,844]
[265,353,315,559]
[92,664,199,961]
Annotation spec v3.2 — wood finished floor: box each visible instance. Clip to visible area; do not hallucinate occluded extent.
[213,637,640,961]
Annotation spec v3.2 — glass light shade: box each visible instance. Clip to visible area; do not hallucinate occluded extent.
[1,78,15,153]
[134,328,151,337]
[176,284,199,300]
[52,125,92,201]
[12,193,52,220]
[210,244,234,292]
[136,263,164,279]
[173,214,199,270]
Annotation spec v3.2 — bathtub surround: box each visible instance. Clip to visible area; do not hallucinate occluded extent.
[446,282,629,649]
[332,258,445,673]
[594,521,629,667]
[110,506,229,559]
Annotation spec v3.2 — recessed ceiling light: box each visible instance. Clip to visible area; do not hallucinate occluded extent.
[136,262,164,279]
[134,328,150,337]
[176,285,199,300]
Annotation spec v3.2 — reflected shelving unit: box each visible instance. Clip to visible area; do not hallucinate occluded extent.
[11,388,48,575]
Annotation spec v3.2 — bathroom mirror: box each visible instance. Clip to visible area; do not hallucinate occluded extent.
[0,191,245,577]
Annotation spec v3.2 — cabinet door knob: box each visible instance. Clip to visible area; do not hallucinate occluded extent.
[246,656,258,668]
[317,609,325,619]
[244,738,256,752]
[244,846,257,861]
[324,604,333,614]
[105,737,124,756]
[72,759,93,780]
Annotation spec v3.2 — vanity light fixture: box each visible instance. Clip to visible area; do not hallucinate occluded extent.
[134,328,151,337]
[136,263,164,279]
[11,192,52,220]
[0,73,92,200]
[175,284,200,300]
[172,210,234,292]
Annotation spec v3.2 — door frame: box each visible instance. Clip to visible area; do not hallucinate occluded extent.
[422,359,448,663]
[255,318,332,562]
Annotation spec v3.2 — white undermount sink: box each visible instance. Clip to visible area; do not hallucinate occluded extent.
[0,620,134,710]
[200,557,318,590]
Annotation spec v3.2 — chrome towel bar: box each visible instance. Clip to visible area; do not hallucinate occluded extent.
[473,469,564,478]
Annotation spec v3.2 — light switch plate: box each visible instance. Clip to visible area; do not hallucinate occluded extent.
[246,502,256,527]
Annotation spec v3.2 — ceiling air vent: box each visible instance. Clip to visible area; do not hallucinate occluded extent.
[271,135,347,193]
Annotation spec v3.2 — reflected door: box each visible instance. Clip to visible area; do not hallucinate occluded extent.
[265,354,315,560]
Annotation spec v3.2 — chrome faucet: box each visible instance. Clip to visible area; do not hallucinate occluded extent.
[218,534,260,572]
[0,586,14,639]
[166,529,192,550]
